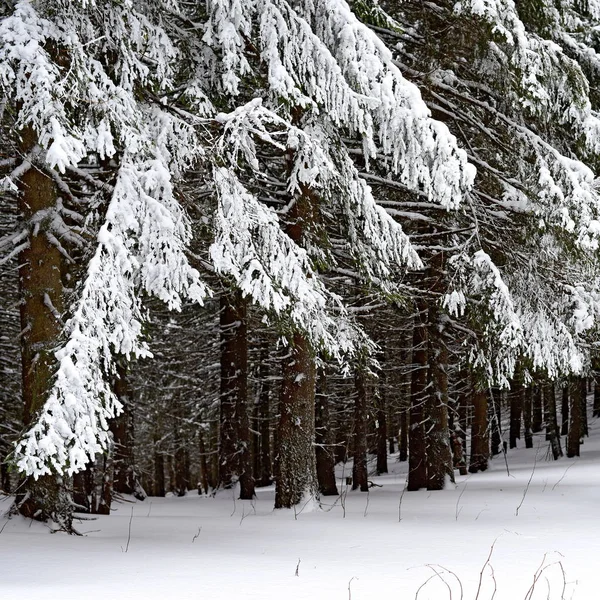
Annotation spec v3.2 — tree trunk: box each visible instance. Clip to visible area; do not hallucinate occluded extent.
[567,378,582,457]
[581,377,589,438]
[219,291,254,499]
[561,384,569,436]
[375,390,388,475]
[532,385,544,433]
[111,362,144,499]
[593,373,600,418]
[523,386,534,449]
[490,389,502,456]
[468,387,489,473]
[315,369,338,496]
[544,383,562,460]
[509,382,522,449]
[15,127,72,528]
[275,333,318,508]
[425,304,454,490]
[408,302,428,491]
[253,341,273,487]
[198,428,210,495]
[352,366,369,492]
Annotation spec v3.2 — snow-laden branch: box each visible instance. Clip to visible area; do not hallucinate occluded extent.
[15,159,209,478]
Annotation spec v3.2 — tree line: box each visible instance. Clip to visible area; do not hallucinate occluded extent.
[1,0,600,531]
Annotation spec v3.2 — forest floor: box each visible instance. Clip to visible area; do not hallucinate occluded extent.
[1,420,599,600]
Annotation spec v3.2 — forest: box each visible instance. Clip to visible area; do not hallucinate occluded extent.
[2,0,600,571]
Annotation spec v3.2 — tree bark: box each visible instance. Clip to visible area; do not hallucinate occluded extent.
[425,303,454,490]
[490,389,502,456]
[544,383,562,460]
[523,386,534,449]
[315,369,338,495]
[275,334,317,508]
[468,387,489,473]
[561,384,569,436]
[352,366,369,492]
[509,382,522,449]
[532,385,544,433]
[219,290,254,499]
[567,378,582,457]
[375,389,388,475]
[15,127,72,528]
[253,341,273,487]
[408,301,428,491]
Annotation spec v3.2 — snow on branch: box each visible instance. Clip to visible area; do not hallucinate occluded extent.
[203,0,474,207]
[210,167,369,359]
[216,99,423,293]
[14,159,209,478]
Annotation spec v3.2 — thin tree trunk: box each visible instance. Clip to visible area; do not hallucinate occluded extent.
[315,369,338,496]
[198,428,210,495]
[581,377,589,438]
[375,390,388,475]
[451,378,468,476]
[352,366,369,492]
[567,378,582,457]
[509,382,522,449]
[593,373,600,418]
[544,383,562,460]
[254,341,273,487]
[561,384,569,436]
[490,389,502,456]
[408,301,428,491]
[468,387,489,473]
[532,385,544,433]
[523,386,534,449]
[219,291,254,499]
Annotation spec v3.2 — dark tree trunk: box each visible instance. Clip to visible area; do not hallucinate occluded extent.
[451,378,468,476]
[275,333,318,508]
[532,385,544,433]
[490,389,502,456]
[567,378,583,457]
[352,367,369,492]
[111,362,144,499]
[523,386,534,449]
[198,428,210,495]
[425,303,454,490]
[544,383,562,460]
[593,372,600,418]
[315,369,338,496]
[15,126,72,528]
[509,382,522,449]
[468,388,489,473]
[399,407,408,462]
[375,393,388,475]
[408,302,428,491]
[581,377,589,437]
[153,428,165,497]
[561,384,569,436]
[253,341,273,487]
[219,291,254,499]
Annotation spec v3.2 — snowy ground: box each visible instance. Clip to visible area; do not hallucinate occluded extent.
[2,423,598,600]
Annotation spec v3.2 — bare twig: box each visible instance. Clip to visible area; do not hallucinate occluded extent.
[552,462,576,491]
[348,576,357,600]
[192,526,202,543]
[475,538,498,600]
[516,442,540,516]
[455,478,470,521]
[123,507,134,553]
[295,558,301,577]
